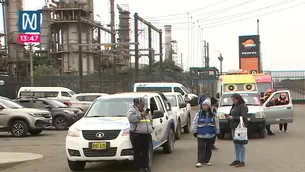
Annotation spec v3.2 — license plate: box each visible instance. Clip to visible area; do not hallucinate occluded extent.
[91,142,107,150]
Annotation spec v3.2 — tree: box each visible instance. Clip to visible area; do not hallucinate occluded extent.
[33,65,58,77]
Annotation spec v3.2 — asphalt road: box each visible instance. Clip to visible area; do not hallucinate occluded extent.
[1,106,305,172]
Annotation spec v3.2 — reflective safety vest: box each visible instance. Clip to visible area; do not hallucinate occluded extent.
[197,111,216,135]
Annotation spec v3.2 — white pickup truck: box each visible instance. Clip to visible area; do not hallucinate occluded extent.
[164,92,191,140]
[65,92,176,171]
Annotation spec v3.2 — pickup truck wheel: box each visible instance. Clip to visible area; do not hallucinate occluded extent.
[175,120,182,140]
[54,116,69,130]
[258,127,266,138]
[67,159,86,171]
[163,128,175,154]
[183,116,191,133]
[10,120,28,137]
[217,130,225,140]
[29,129,42,136]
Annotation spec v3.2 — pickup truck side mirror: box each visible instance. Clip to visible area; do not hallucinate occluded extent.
[179,103,186,109]
[152,110,164,119]
[216,93,220,99]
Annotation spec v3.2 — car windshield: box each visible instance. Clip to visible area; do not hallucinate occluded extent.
[136,86,172,92]
[86,97,134,117]
[0,99,24,109]
[165,95,177,107]
[220,93,261,106]
[181,86,189,94]
[48,100,67,108]
[257,83,273,93]
[69,91,76,95]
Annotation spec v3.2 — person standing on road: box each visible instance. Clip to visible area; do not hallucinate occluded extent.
[199,90,209,109]
[263,89,275,135]
[184,94,190,103]
[210,96,218,150]
[193,99,219,167]
[127,97,153,172]
[226,93,248,168]
[275,92,289,132]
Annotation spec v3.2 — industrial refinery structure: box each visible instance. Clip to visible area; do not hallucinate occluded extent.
[0,0,133,76]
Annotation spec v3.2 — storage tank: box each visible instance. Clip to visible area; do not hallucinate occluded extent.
[40,7,51,51]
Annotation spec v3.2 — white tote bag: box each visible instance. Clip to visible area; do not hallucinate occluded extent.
[233,116,248,144]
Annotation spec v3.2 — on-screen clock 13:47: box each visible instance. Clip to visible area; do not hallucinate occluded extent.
[18,33,41,43]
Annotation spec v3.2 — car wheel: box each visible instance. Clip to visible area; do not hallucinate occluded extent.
[183,115,191,133]
[163,127,175,154]
[29,129,43,136]
[258,127,266,138]
[67,159,86,171]
[148,142,153,168]
[175,120,182,140]
[54,116,69,130]
[10,120,29,137]
[217,130,225,140]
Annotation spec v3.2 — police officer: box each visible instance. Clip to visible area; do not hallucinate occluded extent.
[127,97,153,172]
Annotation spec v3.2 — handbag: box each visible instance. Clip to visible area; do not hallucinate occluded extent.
[233,116,248,144]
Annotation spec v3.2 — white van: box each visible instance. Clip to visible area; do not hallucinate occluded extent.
[133,82,199,106]
[17,87,76,101]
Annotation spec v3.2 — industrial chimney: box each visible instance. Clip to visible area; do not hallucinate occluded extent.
[164,25,172,61]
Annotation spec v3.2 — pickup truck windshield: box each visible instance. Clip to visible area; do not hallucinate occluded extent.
[257,83,272,93]
[220,93,261,106]
[165,95,177,107]
[86,98,134,117]
[136,86,171,92]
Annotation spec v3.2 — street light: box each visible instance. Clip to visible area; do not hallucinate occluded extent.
[215,51,223,75]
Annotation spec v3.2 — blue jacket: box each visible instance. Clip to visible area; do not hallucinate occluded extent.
[193,110,219,139]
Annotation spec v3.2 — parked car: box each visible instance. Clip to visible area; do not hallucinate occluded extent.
[66,92,176,171]
[217,90,293,139]
[17,87,76,101]
[0,97,52,137]
[69,93,108,112]
[164,92,191,140]
[14,98,84,130]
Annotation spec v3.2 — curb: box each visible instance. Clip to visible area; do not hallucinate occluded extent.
[0,152,43,169]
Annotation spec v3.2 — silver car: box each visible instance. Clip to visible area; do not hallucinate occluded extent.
[0,98,52,137]
[69,93,108,112]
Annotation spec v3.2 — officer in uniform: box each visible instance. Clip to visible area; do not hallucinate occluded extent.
[127,97,153,172]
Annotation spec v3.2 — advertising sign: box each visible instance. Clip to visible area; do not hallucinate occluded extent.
[239,35,260,73]
[18,10,41,43]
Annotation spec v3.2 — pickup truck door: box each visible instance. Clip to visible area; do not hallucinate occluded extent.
[154,96,169,145]
[150,97,163,149]
[177,95,187,126]
[263,90,293,125]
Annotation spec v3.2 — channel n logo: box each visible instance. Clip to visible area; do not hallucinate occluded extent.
[18,10,41,33]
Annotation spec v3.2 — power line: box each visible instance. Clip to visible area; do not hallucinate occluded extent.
[145,0,255,22]
[151,0,297,26]
[169,1,305,31]
[142,0,229,19]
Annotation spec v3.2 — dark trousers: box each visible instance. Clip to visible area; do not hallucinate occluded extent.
[279,123,288,131]
[212,136,216,145]
[197,138,213,163]
[130,132,151,169]
[265,125,273,134]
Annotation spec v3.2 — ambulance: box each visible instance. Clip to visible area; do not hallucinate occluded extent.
[216,69,258,98]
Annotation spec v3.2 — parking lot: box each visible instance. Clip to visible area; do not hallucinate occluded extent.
[1,106,305,172]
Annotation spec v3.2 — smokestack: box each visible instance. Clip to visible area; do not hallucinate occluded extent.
[164,25,172,61]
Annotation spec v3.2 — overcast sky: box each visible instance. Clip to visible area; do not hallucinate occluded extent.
[0,0,304,72]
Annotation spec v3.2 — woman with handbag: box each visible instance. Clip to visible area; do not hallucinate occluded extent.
[225,93,248,168]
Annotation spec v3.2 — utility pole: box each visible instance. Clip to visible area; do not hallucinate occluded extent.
[257,19,262,72]
[97,28,102,91]
[206,42,210,68]
[29,44,34,86]
[218,53,223,75]
[148,27,152,72]
[159,31,163,80]
[203,41,207,67]
[78,11,83,92]
[110,0,116,75]
[134,13,139,82]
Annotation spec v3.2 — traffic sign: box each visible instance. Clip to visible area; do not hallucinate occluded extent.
[18,10,41,33]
